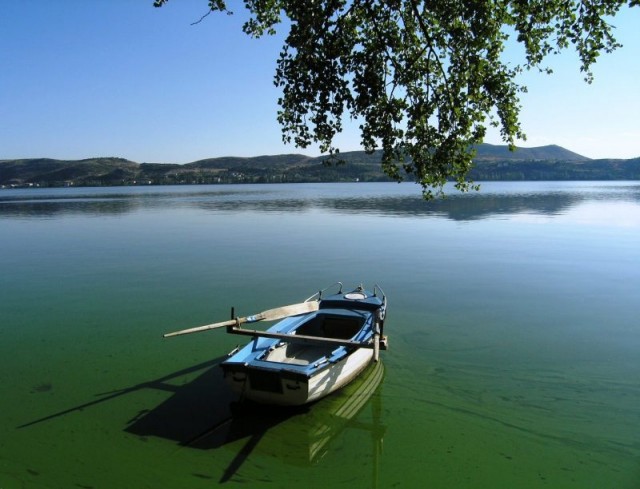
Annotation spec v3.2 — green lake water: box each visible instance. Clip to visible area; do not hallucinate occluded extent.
[1,181,639,488]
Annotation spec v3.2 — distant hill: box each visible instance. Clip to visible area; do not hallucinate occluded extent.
[187,154,314,170]
[473,144,589,162]
[2,144,639,188]
[0,157,139,187]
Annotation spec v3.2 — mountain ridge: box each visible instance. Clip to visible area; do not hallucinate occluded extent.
[2,144,638,188]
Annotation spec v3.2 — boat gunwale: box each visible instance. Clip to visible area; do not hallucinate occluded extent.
[220,284,387,405]
[222,299,383,378]
[223,312,376,375]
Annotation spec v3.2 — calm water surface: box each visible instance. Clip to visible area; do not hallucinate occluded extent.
[1,182,639,488]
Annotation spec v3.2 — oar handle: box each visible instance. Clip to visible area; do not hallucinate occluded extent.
[163,318,239,338]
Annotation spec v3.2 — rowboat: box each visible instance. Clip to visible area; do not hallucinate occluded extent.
[221,283,388,405]
[164,283,388,406]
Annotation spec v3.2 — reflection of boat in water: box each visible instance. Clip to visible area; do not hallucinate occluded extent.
[301,358,385,465]
[199,360,386,482]
[228,359,386,467]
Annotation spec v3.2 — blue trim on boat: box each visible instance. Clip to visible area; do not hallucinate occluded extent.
[221,307,376,378]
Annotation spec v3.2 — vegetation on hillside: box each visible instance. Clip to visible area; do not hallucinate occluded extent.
[2,145,639,188]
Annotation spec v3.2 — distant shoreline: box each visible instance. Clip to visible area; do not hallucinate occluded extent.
[2,144,639,188]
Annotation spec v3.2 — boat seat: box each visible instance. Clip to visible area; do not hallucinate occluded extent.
[264,343,334,365]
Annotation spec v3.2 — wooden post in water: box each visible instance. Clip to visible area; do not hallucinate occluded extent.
[373,320,381,362]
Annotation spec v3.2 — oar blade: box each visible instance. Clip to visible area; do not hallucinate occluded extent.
[251,301,319,322]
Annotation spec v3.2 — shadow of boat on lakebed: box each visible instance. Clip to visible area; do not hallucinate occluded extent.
[127,359,385,481]
[18,353,385,482]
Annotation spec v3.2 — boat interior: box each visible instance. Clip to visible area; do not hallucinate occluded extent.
[295,314,365,340]
[262,313,366,366]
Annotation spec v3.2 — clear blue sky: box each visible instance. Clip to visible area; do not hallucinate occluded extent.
[1,1,638,163]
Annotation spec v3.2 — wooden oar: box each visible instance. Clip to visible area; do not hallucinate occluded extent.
[163,301,319,338]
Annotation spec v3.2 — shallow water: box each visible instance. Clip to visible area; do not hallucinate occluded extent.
[1,181,639,488]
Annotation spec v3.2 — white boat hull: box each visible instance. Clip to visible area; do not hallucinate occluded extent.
[225,347,375,406]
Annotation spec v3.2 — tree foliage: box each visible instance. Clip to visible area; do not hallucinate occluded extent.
[154,0,636,198]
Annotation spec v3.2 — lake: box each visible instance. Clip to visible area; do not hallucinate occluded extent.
[1,181,639,488]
